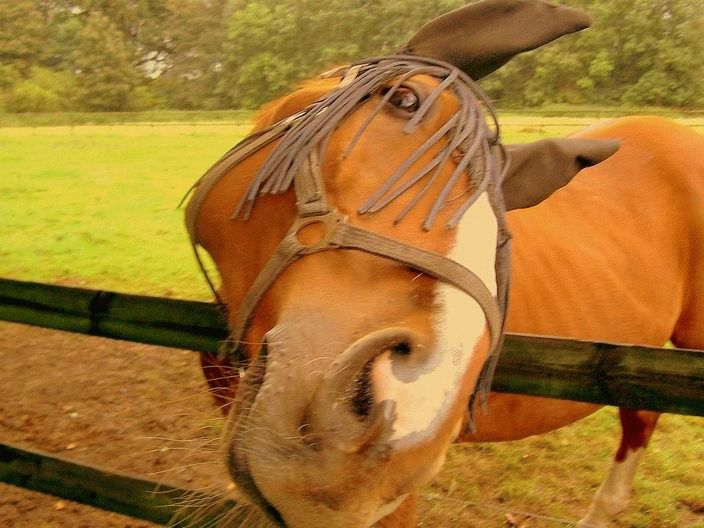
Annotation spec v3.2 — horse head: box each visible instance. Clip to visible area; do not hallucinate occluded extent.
[185,1,619,526]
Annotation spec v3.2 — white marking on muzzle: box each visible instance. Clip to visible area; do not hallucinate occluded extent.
[371,193,498,445]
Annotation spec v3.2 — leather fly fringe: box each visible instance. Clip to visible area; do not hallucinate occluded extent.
[231,56,504,231]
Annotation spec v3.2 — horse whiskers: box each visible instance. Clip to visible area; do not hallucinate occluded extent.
[144,423,221,438]
[229,504,276,528]
[142,438,219,455]
[110,373,235,418]
[300,355,334,368]
[149,438,224,465]
[229,423,303,452]
[149,460,223,477]
[229,415,316,450]
[141,428,223,468]
[143,386,234,408]
[138,428,221,449]
[197,372,240,384]
[223,440,296,463]
[170,489,230,510]
[169,498,232,528]
[149,434,221,445]
[168,482,274,528]
[138,442,220,456]
[151,479,231,499]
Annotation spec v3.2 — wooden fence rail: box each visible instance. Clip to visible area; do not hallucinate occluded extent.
[1,277,703,416]
[0,277,227,354]
[0,441,238,526]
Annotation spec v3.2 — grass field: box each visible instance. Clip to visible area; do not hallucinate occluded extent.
[1,114,703,527]
[1,123,251,299]
[3,113,703,299]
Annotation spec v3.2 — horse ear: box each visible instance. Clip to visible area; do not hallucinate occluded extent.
[401,0,592,79]
[501,138,620,210]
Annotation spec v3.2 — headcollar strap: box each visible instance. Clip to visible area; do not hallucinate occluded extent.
[229,207,504,359]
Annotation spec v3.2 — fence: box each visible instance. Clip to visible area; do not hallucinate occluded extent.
[1,277,703,525]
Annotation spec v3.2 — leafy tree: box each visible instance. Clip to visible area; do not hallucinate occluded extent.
[151,0,229,109]
[1,0,702,111]
[483,0,704,107]
[5,66,77,112]
[71,11,139,110]
[7,81,61,113]
[218,0,465,107]
[40,3,85,72]
[75,0,171,68]
[0,0,48,74]
[126,85,166,110]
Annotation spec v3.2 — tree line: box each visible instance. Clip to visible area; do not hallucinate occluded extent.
[1,0,702,113]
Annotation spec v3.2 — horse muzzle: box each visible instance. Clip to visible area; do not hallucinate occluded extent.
[223,325,452,528]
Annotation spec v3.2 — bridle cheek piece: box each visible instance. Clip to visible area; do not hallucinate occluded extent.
[185,56,512,426]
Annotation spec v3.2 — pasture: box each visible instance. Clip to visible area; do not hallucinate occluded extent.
[1,116,703,527]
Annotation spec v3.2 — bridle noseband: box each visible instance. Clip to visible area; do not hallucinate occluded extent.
[185,56,512,422]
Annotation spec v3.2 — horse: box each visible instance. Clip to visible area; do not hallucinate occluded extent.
[184,1,704,526]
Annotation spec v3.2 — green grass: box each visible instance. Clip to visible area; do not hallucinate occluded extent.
[424,410,704,527]
[501,104,704,118]
[1,123,251,299]
[498,113,704,143]
[0,110,254,127]
[2,106,702,127]
[1,115,703,526]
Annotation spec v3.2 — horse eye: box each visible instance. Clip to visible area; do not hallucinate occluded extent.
[387,86,420,114]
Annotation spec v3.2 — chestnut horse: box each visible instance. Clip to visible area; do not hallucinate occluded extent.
[185,1,703,527]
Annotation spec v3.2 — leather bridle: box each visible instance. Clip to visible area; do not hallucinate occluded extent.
[185,56,511,421]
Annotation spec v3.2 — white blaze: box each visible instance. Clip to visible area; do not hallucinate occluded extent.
[372,193,498,446]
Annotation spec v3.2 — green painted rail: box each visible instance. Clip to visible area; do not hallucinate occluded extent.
[1,277,703,417]
[494,334,703,417]
[0,441,242,526]
[0,277,228,354]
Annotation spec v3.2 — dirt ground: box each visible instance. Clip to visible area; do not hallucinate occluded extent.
[0,321,229,528]
[2,321,702,528]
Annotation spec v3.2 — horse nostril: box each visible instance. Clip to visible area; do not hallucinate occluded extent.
[353,361,374,417]
[308,327,425,453]
[391,341,412,356]
[352,340,412,418]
